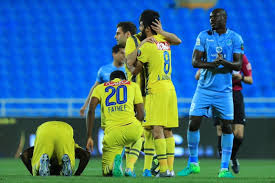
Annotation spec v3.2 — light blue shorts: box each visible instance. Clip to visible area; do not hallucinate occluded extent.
[189,88,233,120]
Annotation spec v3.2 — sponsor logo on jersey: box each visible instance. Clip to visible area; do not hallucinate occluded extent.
[104,80,130,86]
[156,41,170,50]
[196,38,200,45]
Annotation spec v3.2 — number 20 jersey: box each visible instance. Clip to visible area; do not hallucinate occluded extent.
[91,78,143,131]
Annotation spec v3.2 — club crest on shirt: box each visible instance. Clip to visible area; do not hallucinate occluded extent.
[226,39,232,46]
[156,41,170,50]
[216,46,223,53]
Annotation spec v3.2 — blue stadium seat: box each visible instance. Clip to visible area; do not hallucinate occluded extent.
[0,0,273,116]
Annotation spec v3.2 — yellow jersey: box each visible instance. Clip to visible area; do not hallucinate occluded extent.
[91,78,143,131]
[137,34,173,93]
[125,33,146,96]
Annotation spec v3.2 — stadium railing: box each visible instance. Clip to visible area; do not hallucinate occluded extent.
[0,98,275,117]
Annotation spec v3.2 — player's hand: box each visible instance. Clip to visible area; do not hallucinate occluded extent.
[140,36,156,46]
[80,107,86,116]
[86,137,94,152]
[232,73,242,80]
[151,19,164,34]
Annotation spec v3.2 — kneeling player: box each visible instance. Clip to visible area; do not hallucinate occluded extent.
[20,121,90,176]
[86,70,144,177]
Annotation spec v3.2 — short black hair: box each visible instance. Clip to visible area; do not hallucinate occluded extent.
[117,22,137,35]
[139,10,160,35]
[112,45,124,53]
[110,70,126,80]
[212,8,227,19]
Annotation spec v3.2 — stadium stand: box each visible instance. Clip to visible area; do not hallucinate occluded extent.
[0,0,274,116]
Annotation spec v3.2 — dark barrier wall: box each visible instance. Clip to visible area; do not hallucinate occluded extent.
[0,117,274,158]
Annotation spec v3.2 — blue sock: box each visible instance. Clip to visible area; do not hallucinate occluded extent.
[187,130,200,164]
[221,133,234,169]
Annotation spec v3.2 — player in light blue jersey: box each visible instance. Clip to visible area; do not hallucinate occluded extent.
[178,8,244,178]
[80,45,126,116]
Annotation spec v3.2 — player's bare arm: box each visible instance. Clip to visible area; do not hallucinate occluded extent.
[80,81,100,116]
[134,103,144,122]
[20,146,34,175]
[131,60,144,76]
[151,19,182,45]
[126,37,155,70]
[219,53,242,71]
[192,50,221,68]
[86,97,99,152]
[74,147,91,176]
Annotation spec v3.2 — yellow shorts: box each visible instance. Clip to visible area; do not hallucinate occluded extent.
[102,121,143,176]
[143,81,179,128]
[31,121,75,176]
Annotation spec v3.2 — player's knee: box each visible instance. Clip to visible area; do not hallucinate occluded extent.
[152,126,164,139]
[221,122,233,134]
[188,120,200,131]
[164,128,173,138]
[234,133,244,139]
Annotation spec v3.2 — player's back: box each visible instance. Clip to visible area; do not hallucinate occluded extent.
[138,34,174,93]
[92,78,143,131]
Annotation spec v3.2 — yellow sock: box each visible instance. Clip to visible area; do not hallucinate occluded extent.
[166,137,175,171]
[125,145,130,169]
[143,129,155,171]
[126,137,143,170]
[154,138,168,172]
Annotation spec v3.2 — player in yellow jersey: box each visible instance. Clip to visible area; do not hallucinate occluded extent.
[131,10,181,177]
[116,20,182,177]
[21,121,90,176]
[86,70,144,177]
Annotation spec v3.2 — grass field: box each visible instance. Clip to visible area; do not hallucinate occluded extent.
[0,158,274,183]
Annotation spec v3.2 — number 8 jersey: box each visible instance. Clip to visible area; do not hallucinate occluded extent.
[137,34,174,94]
[91,78,143,131]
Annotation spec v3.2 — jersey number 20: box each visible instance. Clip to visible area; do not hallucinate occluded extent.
[163,51,170,74]
[105,85,127,106]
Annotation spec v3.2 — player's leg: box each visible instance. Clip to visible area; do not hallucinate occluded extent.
[143,91,169,177]
[55,124,75,176]
[230,90,246,173]
[231,124,244,173]
[163,88,179,176]
[125,136,144,177]
[102,132,124,177]
[178,89,210,176]
[143,128,155,177]
[164,128,175,176]
[214,93,234,178]
[152,125,169,177]
[216,124,222,157]
[31,125,55,176]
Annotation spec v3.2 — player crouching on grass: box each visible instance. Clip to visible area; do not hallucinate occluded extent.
[20,121,90,176]
[86,70,144,177]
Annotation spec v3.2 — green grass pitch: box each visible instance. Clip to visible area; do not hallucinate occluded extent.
[0,158,274,183]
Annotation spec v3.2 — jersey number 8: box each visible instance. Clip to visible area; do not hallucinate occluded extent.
[163,51,170,74]
[105,85,127,106]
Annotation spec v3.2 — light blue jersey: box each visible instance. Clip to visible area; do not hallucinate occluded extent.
[96,63,126,84]
[194,29,244,93]
[190,29,244,120]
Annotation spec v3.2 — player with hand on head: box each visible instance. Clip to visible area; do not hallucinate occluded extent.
[86,70,144,177]
[178,8,244,178]
[131,9,181,177]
